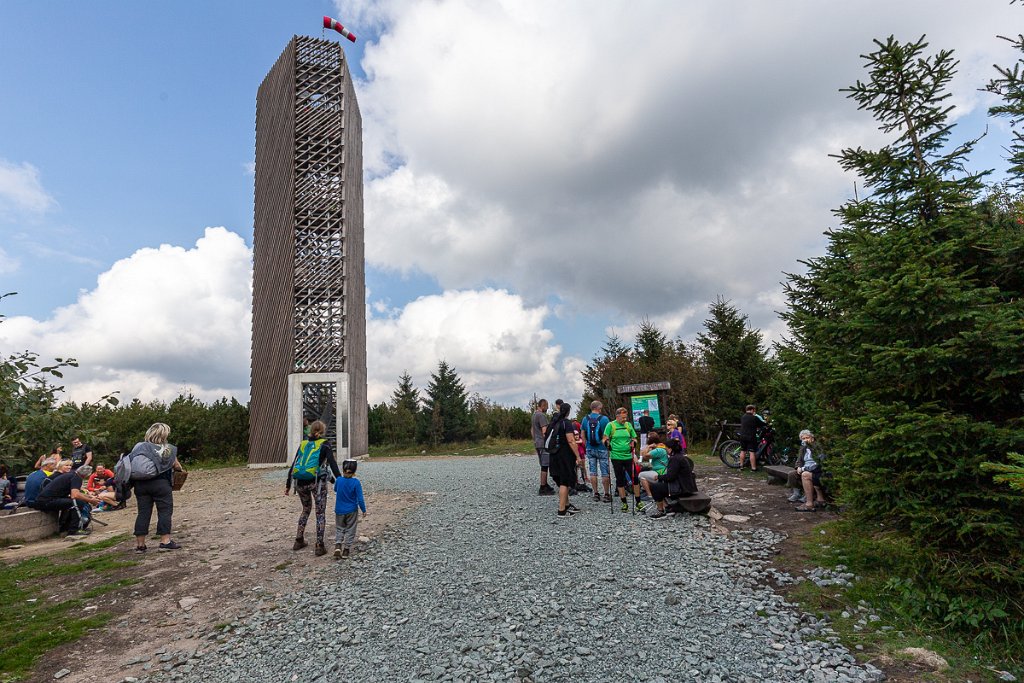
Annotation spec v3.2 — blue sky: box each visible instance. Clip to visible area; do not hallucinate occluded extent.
[0,1,1019,407]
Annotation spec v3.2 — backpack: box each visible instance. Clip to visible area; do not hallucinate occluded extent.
[113,453,135,502]
[586,416,603,447]
[292,439,327,481]
[543,420,563,455]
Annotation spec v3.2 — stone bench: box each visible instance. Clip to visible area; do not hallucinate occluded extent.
[764,465,794,484]
[0,508,59,543]
[667,491,712,514]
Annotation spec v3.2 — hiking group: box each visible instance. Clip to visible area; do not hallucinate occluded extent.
[532,399,698,519]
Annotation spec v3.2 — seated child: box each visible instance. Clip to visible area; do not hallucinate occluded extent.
[333,459,367,560]
[87,466,119,510]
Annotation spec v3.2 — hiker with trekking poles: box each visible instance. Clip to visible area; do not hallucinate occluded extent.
[604,407,645,513]
[286,419,341,557]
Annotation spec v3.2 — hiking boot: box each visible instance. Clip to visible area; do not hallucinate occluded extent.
[621,501,629,513]
[635,501,647,513]
[593,493,601,502]
[293,537,308,551]
[602,493,612,503]
[538,486,555,496]
[333,544,342,560]
[314,543,327,557]
[341,548,350,559]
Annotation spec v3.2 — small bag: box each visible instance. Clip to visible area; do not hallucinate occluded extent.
[172,470,188,491]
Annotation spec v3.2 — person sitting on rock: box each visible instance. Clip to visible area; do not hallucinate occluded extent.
[643,439,697,520]
[23,456,59,508]
[87,465,119,510]
[789,430,826,511]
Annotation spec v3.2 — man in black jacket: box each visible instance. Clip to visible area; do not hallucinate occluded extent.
[34,465,101,536]
[637,409,655,451]
[738,404,766,471]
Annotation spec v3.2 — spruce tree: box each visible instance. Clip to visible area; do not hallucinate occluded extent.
[634,320,668,366]
[695,297,772,421]
[420,361,472,444]
[782,36,1024,632]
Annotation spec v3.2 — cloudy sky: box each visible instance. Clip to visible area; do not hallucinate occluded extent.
[0,1,1018,409]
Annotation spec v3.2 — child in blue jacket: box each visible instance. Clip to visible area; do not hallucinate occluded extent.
[333,459,367,559]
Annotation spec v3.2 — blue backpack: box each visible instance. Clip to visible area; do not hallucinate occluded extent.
[292,439,326,481]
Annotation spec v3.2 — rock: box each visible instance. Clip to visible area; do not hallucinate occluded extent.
[897,647,949,671]
[664,593,680,606]
[179,597,201,611]
[723,514,750,523]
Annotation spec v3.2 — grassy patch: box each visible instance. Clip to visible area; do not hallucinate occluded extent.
[0,535,139,681]
[368,438,533,459]
[790,521,1022,682]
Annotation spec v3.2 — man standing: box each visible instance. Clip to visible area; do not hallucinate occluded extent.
[604,407,644,512]
[738,404,766,471]
[637,409,655,451]
[532,399,554,495]
[33,465,101,536]
[69,437,93,469]
[582,401,611,502]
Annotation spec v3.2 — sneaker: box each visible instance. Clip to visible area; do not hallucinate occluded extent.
[341,548,350,558]
[556,508,576,517]
[158,541,182,551]
[635,501,647,513]
[648,510,668,520]
[593,493,601,502]
[787,491,803,502]
[293,537,307,551]
[333,544,342,559]
[111,502,127,511]
[135,545,147,552]
[621,501,629,513]
[602,493,612,503]
[538,486,555,496]
[65,530,88,538]
[566,503,580,512]
[314,543,327,557]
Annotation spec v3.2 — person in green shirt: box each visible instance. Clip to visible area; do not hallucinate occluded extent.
[603,407,645,512]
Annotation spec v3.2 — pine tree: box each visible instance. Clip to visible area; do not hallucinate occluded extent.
[420,361,472,444]
[695,297,772,421]
[633,319,668,366]
[384,371,420,444]
[782,35,1024,634]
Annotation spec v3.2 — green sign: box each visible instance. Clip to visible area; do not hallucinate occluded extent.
[630,393,662,428]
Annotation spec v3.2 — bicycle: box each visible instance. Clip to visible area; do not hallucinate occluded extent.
[718,424,792,469]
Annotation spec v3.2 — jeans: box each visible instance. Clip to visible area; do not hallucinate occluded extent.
[586,447,610,477]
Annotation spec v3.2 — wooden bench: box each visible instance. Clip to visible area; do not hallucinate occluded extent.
[763,465,794,484]
[666,491,712,514]
[0,508,59,543]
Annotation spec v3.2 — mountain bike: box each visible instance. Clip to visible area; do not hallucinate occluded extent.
[718,424,792,469]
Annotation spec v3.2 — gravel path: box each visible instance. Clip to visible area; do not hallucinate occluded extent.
[151,456,883,683]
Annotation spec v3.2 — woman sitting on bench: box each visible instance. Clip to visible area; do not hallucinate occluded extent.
[641,439,696,519]
[789,429,825,511]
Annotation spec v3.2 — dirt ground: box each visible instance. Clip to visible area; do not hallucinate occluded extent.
[5,456,936,682]
[4,466,421,683]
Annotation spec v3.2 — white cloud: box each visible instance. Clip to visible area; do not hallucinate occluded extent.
[347,0,1018,333]
[0,245,20,276]
[0,159,56,218]
[0,227,253,404]
[367,288,585,408]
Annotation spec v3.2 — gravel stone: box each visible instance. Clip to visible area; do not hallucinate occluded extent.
[156,457,877,683]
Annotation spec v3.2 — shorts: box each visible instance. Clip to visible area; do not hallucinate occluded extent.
[585,447,609,477]
[739,436,757,452]
[638,470,660,485]
[536,448,549,469]
[611,458,635,490]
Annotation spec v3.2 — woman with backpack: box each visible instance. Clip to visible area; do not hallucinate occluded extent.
[130,423,186,552]
[285,420,341,556]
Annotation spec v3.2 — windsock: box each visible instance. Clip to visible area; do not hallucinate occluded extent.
[323,16,357,42]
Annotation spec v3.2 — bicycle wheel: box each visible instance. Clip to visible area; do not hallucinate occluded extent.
[718,440,743,468]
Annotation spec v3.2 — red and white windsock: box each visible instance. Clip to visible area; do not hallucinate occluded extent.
[323,16,357,42]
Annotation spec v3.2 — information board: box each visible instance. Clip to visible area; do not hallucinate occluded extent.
[630,393,662,429]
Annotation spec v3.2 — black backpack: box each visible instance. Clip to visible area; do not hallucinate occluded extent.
[586,415,603,447]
